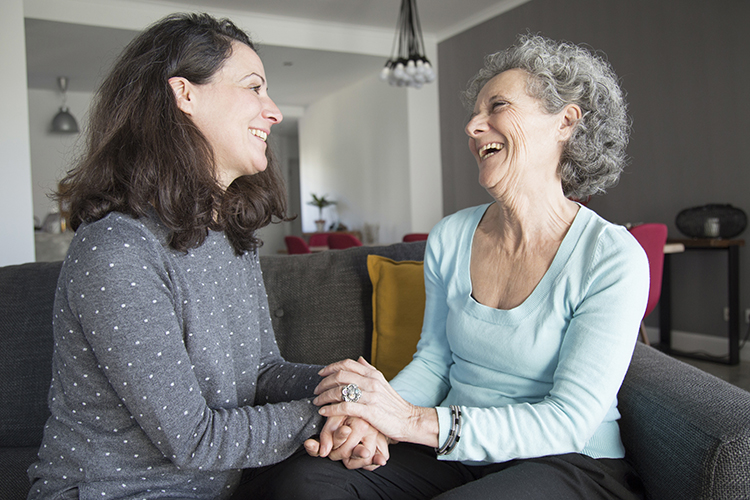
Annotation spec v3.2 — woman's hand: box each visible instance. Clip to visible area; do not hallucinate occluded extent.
[313,357,439,447]
[304,416,389,470]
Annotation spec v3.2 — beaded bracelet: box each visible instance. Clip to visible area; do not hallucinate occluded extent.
[435,405,462,456]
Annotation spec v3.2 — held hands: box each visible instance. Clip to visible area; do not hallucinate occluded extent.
[312,357,439,448]
[304,416,389,470]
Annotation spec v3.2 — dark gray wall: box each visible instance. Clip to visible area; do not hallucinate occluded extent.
[438,0,750,341]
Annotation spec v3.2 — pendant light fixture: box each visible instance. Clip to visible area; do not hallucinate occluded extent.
[51,76,79,134]
[380,0,436,88]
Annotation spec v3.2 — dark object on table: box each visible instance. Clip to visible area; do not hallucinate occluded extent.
[675,204,746,239]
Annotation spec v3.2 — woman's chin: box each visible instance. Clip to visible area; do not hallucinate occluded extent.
[478,170,503,192]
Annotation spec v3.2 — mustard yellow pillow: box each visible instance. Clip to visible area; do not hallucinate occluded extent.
[367,255,425,380]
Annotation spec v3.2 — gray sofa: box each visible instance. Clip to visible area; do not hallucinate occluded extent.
[1,241,749,499]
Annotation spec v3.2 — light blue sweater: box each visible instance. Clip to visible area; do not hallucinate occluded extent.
[390,204,649,464]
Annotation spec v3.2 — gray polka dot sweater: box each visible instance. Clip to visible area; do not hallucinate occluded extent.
[28,212,325,500]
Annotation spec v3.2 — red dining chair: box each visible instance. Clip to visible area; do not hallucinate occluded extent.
[284,235,311,254]
[402,233,429,242]
[628,223,668,345]
[308,233,330,247]
[328,233,363,249]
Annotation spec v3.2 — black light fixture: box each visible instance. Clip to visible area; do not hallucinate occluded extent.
[380,0,436,88]
[51,76,79,134]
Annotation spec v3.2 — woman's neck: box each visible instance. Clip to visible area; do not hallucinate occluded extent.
[482,189,580,253]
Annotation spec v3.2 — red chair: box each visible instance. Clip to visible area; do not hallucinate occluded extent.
[628,223,668,345]
[308,233,329,247]
[402,233,429,242]
[328,233,363,249]
[284,235,311,254]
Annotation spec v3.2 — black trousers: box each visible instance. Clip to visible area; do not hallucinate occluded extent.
[234,443,645,500]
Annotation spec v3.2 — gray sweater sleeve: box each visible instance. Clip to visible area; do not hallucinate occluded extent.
[61,219,325,472]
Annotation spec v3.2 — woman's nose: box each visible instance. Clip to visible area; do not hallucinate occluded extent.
[465,113,487,137]
[263,96,283,125]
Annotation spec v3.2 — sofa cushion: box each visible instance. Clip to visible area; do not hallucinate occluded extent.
[0,261,62,448]
[619,343,750,500]
[260,241,426,366]
[0,446,40,500]
[367,255,425,380]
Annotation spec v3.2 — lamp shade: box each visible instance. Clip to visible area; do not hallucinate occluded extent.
[51,106,79,133]
[51,76,79,134]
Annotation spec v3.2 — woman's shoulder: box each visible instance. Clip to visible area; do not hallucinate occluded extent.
[66,212,170,267]
[430,204,491,239]
[576,206,646,265]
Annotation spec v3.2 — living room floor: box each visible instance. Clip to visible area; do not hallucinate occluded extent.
[677,355,750,392]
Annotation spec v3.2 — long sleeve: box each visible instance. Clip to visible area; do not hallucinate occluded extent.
[390,205,649,464]
[29,213,324,499]
[389,226,452,406]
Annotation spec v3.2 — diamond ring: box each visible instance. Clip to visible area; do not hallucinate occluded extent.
[341,383,362,403]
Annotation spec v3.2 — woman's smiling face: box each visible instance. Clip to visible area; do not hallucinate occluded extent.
[465,68,569,195]
[172,41,283,189]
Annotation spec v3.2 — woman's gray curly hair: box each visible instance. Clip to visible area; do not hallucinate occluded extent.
[462,34,630,200]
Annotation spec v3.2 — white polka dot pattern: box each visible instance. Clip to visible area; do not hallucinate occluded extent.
[28,212,324,500]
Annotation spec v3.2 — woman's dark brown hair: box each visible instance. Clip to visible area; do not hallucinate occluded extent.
[56,12,288,254]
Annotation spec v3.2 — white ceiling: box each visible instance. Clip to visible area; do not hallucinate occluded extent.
[126,0,524,34]
[25,0,527,120]
[25,18,385,106]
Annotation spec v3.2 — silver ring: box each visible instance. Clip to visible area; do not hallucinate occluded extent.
[341,383,362,403]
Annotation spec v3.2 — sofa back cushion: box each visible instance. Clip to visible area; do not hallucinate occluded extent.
[0,261,62,447]
[260,241,426,366]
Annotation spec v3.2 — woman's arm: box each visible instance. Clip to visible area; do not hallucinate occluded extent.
[315,358,440,448]
[66,221,324,471]
[388,228,453,406]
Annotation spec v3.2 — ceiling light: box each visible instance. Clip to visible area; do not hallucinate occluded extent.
[380,0,436,88]
[51,76,79,134]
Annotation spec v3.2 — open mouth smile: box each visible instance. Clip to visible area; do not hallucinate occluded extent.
[250,129,268,142]
[479,142,504,160]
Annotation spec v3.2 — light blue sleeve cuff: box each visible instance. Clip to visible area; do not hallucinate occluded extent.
[435,405,452,451]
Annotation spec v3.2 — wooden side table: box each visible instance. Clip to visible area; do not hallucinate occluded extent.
[658,238,745,365]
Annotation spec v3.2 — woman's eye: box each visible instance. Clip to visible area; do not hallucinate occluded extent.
[491,101,507,110]
[249,85,262,94]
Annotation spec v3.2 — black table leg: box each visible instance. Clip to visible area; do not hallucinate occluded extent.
[728,245,740,365]
[658,253,672,350]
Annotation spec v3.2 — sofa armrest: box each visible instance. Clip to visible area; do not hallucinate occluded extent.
[619,343,750,500]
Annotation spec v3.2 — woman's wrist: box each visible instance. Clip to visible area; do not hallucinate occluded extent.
[403,406,440,448]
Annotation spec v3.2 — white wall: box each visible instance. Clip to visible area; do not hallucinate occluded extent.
[256,125,301,256]
[0,0,35,266]
[406,74,443,234]
[16,0,444,260]
[299,75,411,245]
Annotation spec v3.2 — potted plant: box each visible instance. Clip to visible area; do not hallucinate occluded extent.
[308,194,336,232]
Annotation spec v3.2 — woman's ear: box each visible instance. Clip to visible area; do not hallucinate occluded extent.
[558,104,582,141]
[169,77,194,115]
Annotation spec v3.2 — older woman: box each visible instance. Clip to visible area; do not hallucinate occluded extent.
[275,34,649,500]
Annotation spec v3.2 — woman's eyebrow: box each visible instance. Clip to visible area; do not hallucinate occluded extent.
[241,73,266,84]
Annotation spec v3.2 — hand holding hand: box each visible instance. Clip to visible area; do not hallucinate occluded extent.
[304,415,389,470]
[313,357,438,447]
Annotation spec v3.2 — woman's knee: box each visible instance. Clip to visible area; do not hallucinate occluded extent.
[253,454,357,500]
